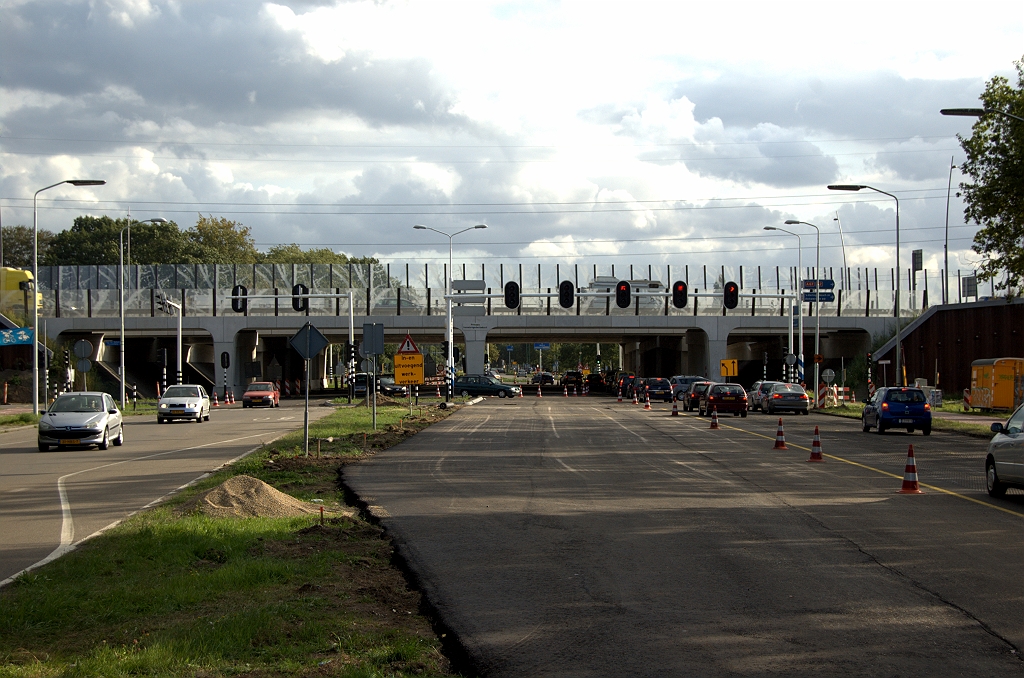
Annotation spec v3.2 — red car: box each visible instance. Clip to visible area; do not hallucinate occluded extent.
[242,381,280,408]
[699,383,748,417]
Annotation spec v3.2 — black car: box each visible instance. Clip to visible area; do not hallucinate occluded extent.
[682,381,713,412]
[377,376,408,398]
[454,375,522,398]
[644,378,674,402]
[586,373,608,393]
[532,372,555,385]
[561,371,584,388]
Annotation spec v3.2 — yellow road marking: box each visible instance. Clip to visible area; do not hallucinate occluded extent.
[671,411,1024,519]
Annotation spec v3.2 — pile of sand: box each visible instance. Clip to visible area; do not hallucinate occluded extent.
[179,475,320,519]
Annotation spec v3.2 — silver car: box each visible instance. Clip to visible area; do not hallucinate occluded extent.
[39,391,124,451]
[986,404,1024,497]
[157,384,211,424]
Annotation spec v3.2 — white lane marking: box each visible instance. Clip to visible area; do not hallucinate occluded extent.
[547,413,561,439]
[0,429,287,589]
[8,488,26,492]
[277,416,296,421]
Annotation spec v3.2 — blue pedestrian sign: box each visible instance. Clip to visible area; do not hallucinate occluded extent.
[534,342,551,350]
[506,345,514,351]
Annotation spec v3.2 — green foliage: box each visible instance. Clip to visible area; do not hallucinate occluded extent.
[261,243,351,264]
[41,216,190,266]
[1,225,55,268]
[188,215,261,264]
[959,54,1024,294]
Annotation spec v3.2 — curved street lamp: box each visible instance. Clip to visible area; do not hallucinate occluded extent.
[764,226,803,383]
[120,213,168,407]
[828,184,902,386]
[412,224,487,401]
[33,179,106,414]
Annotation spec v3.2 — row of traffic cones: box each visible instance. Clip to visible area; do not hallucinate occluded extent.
[211,389,237,407]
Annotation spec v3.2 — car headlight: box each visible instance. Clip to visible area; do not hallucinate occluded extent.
[159,402,168,409]
[39,420,54,431]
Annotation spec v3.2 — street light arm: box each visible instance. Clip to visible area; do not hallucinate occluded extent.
[941,107,1024,123]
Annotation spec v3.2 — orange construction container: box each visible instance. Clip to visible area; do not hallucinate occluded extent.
[970,358,1024,411]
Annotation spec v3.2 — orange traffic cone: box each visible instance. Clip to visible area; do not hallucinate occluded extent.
[671,396,679,416]
[436,385,441,398]
[230,389,235,404]
[633,389,639,405]
[644,390,652,410]
[773,418,787,449]
[537,384,543,397]
[807,426,824,462]
[564,385,569,397]
[898,445,924,494]
[519,386,524,398]
[617,388,623,403]
[573,385,578,397]
[709,406,720,429]
[212,391,220,408]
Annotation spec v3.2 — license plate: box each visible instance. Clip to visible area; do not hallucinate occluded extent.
[63,439,81,445]
[171,410,185,415]
[724,397,735,401]
[252,398,263,403]
[898,418,914,424]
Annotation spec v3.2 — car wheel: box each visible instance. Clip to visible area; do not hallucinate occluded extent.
[741,411,747,418]
[875,421,886,435]
[802,409,809,415]
[204,412,210,421]
[907,427,915,434]
[38,443,49,451]
[99,428,109,450]
[113,425,124,446]
[157,417,165,424]
[862,417,870,433]
[986,458,1007,497]
[498,391,507,398]
[242,403,248,408]
[767,405,775,415]
[196,414,202,423]
[922,425,931,436]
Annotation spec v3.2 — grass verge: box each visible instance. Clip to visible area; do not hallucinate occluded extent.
[0,412,38,430]
[0,402,462,677]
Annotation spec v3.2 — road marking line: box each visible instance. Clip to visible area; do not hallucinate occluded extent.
[0,430,290,589]
[678,412,1024,519]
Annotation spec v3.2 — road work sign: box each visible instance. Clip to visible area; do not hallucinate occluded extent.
[395,333,423,385]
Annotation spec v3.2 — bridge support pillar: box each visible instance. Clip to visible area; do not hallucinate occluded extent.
[707,339,727,380]
[453,317,498,376]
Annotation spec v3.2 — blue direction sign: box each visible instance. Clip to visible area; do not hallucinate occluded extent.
[534,342,551,350]
[802,279,835,290]
[802,292,836,303]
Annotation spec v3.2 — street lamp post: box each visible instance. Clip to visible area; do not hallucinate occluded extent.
[833,211,848,288]
[940,107,1024,123]
[943,157,957,305]
[828,184,902,386]
[764,226,803,383]
[33,179,105,413]
[785,220,821,404]
[120,213,168,407]
[413,224,487,401]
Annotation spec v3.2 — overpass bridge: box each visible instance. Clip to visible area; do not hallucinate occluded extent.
[32,261,933,395]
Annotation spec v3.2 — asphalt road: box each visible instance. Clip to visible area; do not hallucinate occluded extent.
[0,400,332,585]
[346,397,1024,677]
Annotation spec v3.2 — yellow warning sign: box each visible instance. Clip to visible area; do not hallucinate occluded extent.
[720,359,738,377]
[395,353,424,385]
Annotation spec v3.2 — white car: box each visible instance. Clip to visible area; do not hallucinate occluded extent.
[39,391,124,451]
[986,404,1024,497]
[157,384,211,424]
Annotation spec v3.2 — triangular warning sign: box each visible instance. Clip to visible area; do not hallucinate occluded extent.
[396,334,420,354]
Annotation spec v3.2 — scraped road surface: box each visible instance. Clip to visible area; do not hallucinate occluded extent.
[346,398,1024,676]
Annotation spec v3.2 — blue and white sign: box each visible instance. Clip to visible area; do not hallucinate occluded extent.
[802,292,836,303]
[506,345,514,351]
[0,328,33,345]
[534,342,551,350]
[802,279,835,290]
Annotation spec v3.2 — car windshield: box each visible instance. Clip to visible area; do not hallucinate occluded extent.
[246,383,273,392]
[760,382,781,392]
[648,379,671,388]
[773,384,805,394]
[379,377,395,385]
[714,385,745,395]
[48,395,105,413]
[886,389,927,403]
[162,386,200,398]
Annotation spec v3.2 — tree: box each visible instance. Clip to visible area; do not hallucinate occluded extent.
[2,225,56,267]
[41,216,189,266]
[260,243,350,264]
[959,55,1024,294]
[186,215,261,263]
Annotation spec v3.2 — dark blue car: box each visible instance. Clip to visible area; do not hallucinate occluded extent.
[862,387,932,435]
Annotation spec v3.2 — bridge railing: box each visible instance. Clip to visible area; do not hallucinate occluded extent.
[38,286,927,321]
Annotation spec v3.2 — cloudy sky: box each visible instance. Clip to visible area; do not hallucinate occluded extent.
[1,0,1022,287]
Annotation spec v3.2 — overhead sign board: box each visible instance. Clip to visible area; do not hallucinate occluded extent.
[802,279,835,290]
[534,342,551,350]
[802,292,836,303]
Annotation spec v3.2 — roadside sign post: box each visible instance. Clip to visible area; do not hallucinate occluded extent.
[784,353,796,383]
[362,323,385,430]
[395,335,423,416]
[290,322,330,456]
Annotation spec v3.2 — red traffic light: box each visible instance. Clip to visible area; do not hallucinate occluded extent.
[671,280,688,308]
[723,281,739,310]
[615,280,631,308]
